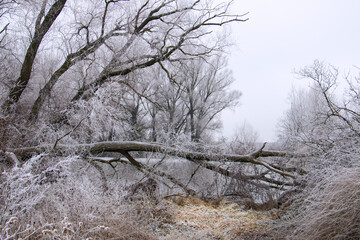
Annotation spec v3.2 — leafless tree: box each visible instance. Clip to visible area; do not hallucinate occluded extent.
[1,0,246,136]
[0,0,16,49]
[230,121,259,154]
[298,60,360,137]
[145,64,188,141]
[119,80,150,141]
[2,0,67,112]
[137,54,241,143]
[0,0,247,150]
[181,55,241,141]
[278,60,360,194]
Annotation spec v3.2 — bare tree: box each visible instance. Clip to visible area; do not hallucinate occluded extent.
[146,64,188,141]
[181,55,241,141]
[230,121,259,154]
[278,60,360,181]
[28,0,132,122]
[2,0,67,112]
[119,81,150,141]
[298,60,360,137]
[70,0,247,102]
[0,0,15,49]
[1,0,247,132]
[278,86,329,152]
[278,61,360,238]
[135,54,241,143]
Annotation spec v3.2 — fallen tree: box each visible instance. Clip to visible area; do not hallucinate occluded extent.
[2,141,306,197]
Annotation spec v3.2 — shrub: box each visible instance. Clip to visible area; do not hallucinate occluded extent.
[0,154,155,240]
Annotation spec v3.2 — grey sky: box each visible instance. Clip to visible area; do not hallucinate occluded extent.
[221,0,360,142]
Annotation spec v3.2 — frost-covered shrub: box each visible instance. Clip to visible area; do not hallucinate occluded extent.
[0,154,155,239]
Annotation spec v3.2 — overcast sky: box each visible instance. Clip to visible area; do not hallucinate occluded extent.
[220,0,360,142]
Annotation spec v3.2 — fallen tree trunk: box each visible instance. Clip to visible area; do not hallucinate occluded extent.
[4,141,305,191]
[6,141,303,169]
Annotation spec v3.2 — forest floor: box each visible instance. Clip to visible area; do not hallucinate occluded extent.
[137,195,279,240]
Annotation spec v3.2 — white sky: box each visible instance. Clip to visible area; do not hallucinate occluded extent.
[221,0,360,142]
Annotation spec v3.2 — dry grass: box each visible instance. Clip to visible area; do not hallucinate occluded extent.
[160,195,273,240]
[288,167,360,240]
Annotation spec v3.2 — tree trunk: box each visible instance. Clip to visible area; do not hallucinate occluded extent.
[2,0,67,111]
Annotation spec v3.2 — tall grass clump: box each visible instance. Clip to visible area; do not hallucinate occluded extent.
[288,167,360,240]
